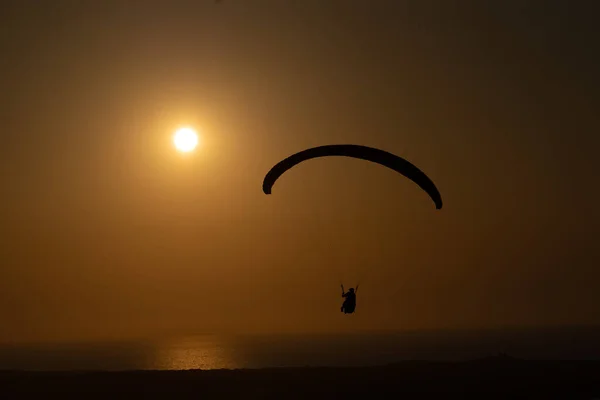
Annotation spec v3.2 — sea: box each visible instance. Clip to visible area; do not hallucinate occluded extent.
[1,326,600,371]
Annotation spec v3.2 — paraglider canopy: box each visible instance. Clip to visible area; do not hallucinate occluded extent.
[262,144,442,209]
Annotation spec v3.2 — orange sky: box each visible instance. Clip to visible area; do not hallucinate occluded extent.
[1,0,599,343]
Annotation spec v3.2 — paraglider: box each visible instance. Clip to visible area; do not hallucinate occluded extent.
[262,144,442,315]
[341,284,358,314]
[262,144,442,209]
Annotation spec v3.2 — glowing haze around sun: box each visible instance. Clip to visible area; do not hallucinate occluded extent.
[173,127,199,152]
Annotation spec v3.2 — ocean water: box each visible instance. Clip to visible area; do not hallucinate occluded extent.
[1,327,600,371]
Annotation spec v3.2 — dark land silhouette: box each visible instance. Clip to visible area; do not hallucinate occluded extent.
[1,357,599,398]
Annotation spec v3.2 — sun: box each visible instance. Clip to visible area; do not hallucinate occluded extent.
[173,126,199,152]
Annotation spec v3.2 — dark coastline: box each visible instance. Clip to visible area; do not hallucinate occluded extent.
[2,357,600,399]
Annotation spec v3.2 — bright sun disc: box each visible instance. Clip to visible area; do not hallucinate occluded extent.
[173,127,199,152]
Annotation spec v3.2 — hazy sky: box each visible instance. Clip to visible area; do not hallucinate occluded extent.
[1,0,599,343]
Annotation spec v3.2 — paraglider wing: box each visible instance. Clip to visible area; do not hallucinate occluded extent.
[262,144,443,209]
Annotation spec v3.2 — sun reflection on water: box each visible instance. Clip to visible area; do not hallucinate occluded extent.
[151,336,237,370]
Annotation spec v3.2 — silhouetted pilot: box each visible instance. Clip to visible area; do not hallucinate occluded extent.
[341,286,358,314]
